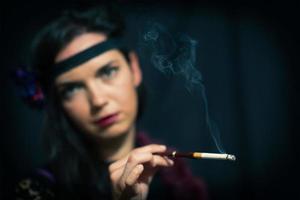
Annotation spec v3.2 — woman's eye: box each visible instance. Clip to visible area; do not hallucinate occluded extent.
[60,84,83,100]
[99,65,119,79]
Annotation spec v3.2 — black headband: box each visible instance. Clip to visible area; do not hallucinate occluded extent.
[52,39,121,79]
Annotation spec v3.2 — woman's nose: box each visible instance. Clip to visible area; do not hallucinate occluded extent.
[87,83,108,110]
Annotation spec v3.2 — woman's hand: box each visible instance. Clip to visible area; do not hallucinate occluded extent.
[109,144,174,200]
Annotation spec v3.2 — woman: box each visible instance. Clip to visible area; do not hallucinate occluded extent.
[14,5,207,200]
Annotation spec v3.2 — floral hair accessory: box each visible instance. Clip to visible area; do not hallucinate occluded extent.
[11,67,45,109]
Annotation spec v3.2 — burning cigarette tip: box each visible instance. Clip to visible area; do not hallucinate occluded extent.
[226,154,236,161]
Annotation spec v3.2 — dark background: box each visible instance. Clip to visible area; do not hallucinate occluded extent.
[1,0,299,199]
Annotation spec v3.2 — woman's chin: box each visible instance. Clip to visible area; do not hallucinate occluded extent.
[87,122,132,140]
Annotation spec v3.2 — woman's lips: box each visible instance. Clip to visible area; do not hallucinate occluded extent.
[94,113,119,127]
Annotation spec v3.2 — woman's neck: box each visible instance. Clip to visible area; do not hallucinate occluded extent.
[96,127,136,162]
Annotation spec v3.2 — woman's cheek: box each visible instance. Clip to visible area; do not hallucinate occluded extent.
[63,96,89,122]
[123,88,138,118]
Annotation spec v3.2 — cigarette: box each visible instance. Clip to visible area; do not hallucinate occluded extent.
[157,151,236,161]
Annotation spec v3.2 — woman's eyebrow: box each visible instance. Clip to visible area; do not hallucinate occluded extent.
[95,60,118,74]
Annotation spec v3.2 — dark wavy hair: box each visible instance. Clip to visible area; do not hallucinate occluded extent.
[30,4,145,198]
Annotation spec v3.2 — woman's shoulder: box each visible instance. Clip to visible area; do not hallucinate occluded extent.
[14,165,56,200]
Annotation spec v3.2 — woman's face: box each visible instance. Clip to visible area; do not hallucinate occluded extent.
[54,33,142,140]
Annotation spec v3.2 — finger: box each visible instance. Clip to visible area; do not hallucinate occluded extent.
[122,152,174,182]
[121,152,153,184]
[110,154,159,185]
[109,144,166,173]
[110,165,125,182]
[149,155,174,168]
[139,156,174,182]
[124,152,152,174]
[111,155,174,185]
[164,156,175,165]
[133,144,166,154]
[125,164,144,187]
[110,144,167,173]
[110,157,141,182]
[109,158,128,173]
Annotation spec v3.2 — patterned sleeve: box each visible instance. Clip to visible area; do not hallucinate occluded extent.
[15,170,55,200]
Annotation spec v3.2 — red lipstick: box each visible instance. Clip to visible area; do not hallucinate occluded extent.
[94,113,119,127]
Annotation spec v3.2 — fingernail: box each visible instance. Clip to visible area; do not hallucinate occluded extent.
[160,145,166,149]
[168,159,174,165]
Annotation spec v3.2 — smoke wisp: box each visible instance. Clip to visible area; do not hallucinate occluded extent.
[139,21,226,153]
